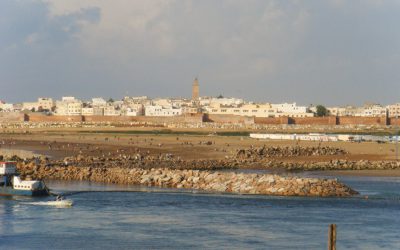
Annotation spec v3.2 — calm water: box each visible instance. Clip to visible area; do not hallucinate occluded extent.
[0,175,399,250]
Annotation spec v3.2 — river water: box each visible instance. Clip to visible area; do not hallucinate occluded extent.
[0,175,399,250]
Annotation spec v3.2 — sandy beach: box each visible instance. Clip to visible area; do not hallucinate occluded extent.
[0,127,398,162]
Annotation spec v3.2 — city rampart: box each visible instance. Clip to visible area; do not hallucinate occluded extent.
[204,114,255,124]
[14,113,396,126]
[289,116,337,125]
[389,118,400,126]
[338,116,387,126]
[0,112,26,122]
[254,117,289,125]
[133,114,203,124]
[27,114,83,122]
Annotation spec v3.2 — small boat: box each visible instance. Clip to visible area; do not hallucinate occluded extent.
[0,161,49,196]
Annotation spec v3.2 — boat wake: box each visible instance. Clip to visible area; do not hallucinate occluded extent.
[24,199,74,208]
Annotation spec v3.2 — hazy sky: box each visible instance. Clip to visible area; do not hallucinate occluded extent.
[1,0,399,106]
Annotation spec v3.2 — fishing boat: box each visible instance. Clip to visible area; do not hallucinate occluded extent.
[0,161,49,196]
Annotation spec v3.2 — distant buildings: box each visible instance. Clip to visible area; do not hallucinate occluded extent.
[0,101,14,112]
[22,97,54,112]
[204,102,312,118]
[387,103,400,118]
[326,103,387,117]
[37,98,54,111]
[55,97,82,116]
[144,105,182,116]
[1,78,399,120]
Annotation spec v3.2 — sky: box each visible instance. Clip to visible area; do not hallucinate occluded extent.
[1,0,399,106]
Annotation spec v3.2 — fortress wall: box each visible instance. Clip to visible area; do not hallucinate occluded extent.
[254,117,289,125]
[204,114,255,124]
[338,116,387,125]
[27,114,83,122]
[290,116,337,125]
[0,112,26,122]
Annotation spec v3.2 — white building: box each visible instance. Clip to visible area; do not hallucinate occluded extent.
[340,106,361,116]
[271,103,308,114]
[104,104,121,116]
[37,98,54,111]
[205,103,313,118]
[92,98,107,107]
[199,97,244,107]
[0,102,14,112]
[22,98,54,112]
[22,102,39,111]
[205,104,274,117]
[123,96,149,104]
[145,105,182,116]
[358,104,386,117]
[81,107,94,116]
[387,103,400,118]
[122,104,144,116]
[327,107,346,116]
[55,97,82,116]
[62,96,76,102]
[182,106,199,114]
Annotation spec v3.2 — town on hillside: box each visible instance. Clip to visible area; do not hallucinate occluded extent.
[1,79,399,122]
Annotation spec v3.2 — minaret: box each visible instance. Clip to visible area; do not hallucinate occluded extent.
[192,77,199,100]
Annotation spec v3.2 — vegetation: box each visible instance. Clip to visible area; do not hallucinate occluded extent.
[316,105,328,117]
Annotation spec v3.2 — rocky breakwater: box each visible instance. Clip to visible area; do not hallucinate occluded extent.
[17,163,358,197]
[58,154,237,170]
[236,146,347,160]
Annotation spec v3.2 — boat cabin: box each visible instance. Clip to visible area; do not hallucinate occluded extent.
[0,161,17,175]
[12,176,43,190]
[1,161,43,190]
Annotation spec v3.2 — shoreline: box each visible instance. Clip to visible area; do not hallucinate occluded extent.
[319,169,400,177]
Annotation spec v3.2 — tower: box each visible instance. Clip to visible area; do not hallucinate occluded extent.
[192,77,199,100]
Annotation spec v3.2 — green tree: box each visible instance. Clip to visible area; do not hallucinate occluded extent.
[316,105,328,117]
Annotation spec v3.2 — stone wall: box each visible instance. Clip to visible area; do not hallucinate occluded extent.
[204,114,255,124]
[0,112,26,122]
[83,116,133,122]
[133,114,203,124]
[15,112,396,126]
[27,114,83,122]
[389,118,400,126]
[338,116,387,125]
[289,116,337,125]
[254,117,289,125]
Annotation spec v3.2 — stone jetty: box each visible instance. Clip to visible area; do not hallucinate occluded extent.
[3,151,400,172]
[236,146,348,159]
[17,163,358,197]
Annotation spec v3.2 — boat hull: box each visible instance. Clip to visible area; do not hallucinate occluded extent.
[0,187,49,197]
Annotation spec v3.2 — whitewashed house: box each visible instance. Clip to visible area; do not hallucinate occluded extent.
[145,105,182,116]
